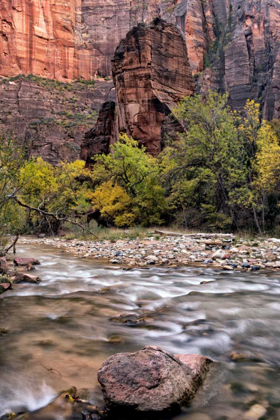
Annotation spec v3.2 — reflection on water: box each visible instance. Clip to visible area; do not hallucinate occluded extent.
[1,244,280,419]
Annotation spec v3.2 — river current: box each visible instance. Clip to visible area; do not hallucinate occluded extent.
[0,244,280,419]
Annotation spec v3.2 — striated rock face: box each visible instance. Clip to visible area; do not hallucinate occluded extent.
[1,0,280,118]
[0,75,115,164]
[2,0,280,164]
[1,0,81,80]
[98,346,212,414]
[112,19,194,155]
[80,101,116,166]
[222,0,280,119]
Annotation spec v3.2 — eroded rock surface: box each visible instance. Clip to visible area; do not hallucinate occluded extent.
[2,0,280,163]
[81,101,116,166]
[112,19,194,155]
[98,346,212,413]
[0,76,114,163]
[1,0,280,117]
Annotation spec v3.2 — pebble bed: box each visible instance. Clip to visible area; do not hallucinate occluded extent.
[18,234,280,272]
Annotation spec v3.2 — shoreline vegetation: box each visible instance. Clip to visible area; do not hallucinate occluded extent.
[2,93,280,247]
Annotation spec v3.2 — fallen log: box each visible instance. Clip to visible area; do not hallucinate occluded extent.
[155,230,235,239]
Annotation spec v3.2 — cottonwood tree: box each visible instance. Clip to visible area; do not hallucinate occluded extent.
[90,135,167,226]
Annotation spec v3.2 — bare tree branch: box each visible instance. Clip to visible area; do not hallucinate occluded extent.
[14,197,99,239]
[5,233,20,254]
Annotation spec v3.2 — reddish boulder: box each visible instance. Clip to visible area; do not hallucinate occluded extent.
[13,273,41,284]
[98,346,212,413]
[175,354,212,386]
[14,258,41,267]
[0,282,11,292]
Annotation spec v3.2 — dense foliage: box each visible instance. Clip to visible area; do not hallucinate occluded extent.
[1,92,280,240]
[90,135,167,227]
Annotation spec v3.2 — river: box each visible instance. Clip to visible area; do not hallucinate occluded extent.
[0,244,280,419]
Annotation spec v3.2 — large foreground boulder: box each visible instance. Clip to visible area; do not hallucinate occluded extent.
[98,346,212,414]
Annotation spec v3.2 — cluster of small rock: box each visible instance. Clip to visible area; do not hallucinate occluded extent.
[19,233,280,272]
[0,256,41,294]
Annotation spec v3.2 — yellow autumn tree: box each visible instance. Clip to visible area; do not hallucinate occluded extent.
[90,181,136,227]
[255,123,280,193]
[90,134,168,227]
[18,158,92,234]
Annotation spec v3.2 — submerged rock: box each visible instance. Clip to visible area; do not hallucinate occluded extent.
[13,273,41,284]
[98,346,212,414]
[14,258,41,267]
[243,404,267,420]
[0,282,11,292]
[0,257,7,274]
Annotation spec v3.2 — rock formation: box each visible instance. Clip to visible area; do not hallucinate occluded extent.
[2,0,280,163]
[98,346,212,414]
[112,18,194,155]
[0,76,115,164]
[80,101,116,166]
[1,0,280,117]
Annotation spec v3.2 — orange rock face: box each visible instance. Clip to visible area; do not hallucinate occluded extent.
[0,0,211,80]
[1,0,80,80]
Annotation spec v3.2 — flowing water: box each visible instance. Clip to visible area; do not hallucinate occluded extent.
[1,244,280,419]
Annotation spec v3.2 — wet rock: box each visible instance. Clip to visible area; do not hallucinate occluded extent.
[243,404,267,420]
[14,258,41,267]
[242,262,251,269]
[0,328,8,336]
[13,273,41,284]
[223,265,234,271]
[229,352,264,363]
[175,354,212,386]
[251,266,261,271]
[0,257,7,274]
[26,263,36,271]
[108,335,122,343]
[110,313,144,325]
[98,346,212,414]
[0,282,11,292]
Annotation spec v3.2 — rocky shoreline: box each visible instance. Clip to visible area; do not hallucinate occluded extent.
[18,232,280,273]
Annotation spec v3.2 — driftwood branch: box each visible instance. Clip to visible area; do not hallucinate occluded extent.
[5,233,20,254]
[155,230,235,239]
[14,197,99,239]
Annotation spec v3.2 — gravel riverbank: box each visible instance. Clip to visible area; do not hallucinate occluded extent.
[18,233,280,272]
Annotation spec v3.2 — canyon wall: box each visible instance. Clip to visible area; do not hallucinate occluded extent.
[1,0,280,163]
[2,1,280,113]
[0,76,114,163]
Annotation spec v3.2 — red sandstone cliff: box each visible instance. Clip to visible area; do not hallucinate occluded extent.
[1,0,280,163]
[112,19,194,155]
[0,0,280,115]
[2,1,280,114]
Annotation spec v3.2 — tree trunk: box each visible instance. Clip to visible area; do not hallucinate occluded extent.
[252,205,262,235]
